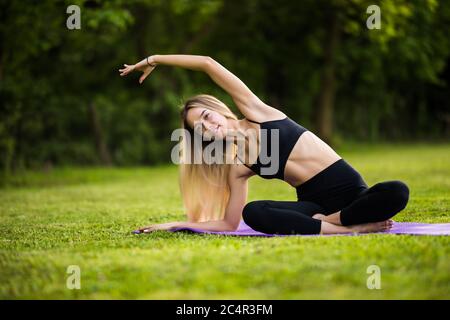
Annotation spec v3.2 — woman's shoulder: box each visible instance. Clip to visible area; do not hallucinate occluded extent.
[242,101,287,124]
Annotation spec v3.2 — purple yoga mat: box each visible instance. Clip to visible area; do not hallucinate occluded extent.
[168,220,450,237]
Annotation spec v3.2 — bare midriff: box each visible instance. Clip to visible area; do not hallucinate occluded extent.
[238,116,342,186]
[283,131,342,188]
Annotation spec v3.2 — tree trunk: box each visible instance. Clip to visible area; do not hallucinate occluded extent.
[314,12,341,145]
[88,102,112,166]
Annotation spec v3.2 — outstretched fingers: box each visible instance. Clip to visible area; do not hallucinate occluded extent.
[118,64,134,76]
[137,225,154,233]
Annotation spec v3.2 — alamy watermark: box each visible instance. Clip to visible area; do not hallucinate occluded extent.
[366,5,381,30]
[366,264,381,289]
[66,265,81,290]
[170,120,280,176]
[66,5,81,30]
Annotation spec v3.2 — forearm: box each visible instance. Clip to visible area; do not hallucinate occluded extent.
[150,54,209,72]
[178,219,236,232]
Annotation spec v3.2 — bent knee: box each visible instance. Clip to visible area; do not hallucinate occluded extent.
[388,180,410,211]
[242,201,267,225]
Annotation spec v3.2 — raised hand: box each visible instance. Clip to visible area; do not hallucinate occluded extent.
[119,56,157,84]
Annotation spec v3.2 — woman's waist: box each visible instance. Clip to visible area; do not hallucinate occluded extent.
[285,154,343,187]
[295,158,368,199]
[283,132,342,186]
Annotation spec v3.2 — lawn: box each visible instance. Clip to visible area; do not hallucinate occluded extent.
[0,142,449,299]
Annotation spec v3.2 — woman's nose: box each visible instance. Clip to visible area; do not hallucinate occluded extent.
[207,122,216,130]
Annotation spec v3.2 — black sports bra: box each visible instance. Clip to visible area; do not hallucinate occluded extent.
[236,116,308,180]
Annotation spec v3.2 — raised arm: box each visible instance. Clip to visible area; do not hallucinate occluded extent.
[201,56,270,117]
[119,54,212,83]
[119,54,277,119]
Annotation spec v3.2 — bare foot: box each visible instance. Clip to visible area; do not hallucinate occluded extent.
[313,213,342,225]
[313,212,342,225]
[350,220,394,233]
[312,213,327,221]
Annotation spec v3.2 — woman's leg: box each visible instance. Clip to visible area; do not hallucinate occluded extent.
[242,200,394,235]
[242,200,324,235]
[335,180,410,226]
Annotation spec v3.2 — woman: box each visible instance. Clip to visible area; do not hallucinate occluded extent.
[119,54,410,235]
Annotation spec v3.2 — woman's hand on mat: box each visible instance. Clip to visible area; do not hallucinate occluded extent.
[137,221,181,233]
[119,56,157,84]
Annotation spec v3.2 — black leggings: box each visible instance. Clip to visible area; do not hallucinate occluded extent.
[242,158,410,235]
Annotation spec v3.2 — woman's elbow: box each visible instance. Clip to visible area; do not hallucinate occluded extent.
[203,56,217,71]
[224,220,240,232]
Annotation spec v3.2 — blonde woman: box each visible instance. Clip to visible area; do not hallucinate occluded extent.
[119,54,409,235]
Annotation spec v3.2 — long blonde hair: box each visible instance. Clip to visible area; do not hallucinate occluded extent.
[179,94,238,222]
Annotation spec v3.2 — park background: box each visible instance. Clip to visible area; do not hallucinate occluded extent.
[0,0,449,299]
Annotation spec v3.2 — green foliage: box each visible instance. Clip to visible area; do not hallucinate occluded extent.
[0,0,449,171]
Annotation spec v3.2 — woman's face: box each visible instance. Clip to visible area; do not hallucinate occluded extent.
[186,107,228,140]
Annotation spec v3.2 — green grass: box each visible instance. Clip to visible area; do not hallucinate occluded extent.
[0,142,449,299]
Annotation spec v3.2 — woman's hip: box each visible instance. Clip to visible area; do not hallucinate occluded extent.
[295,158,368,214]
